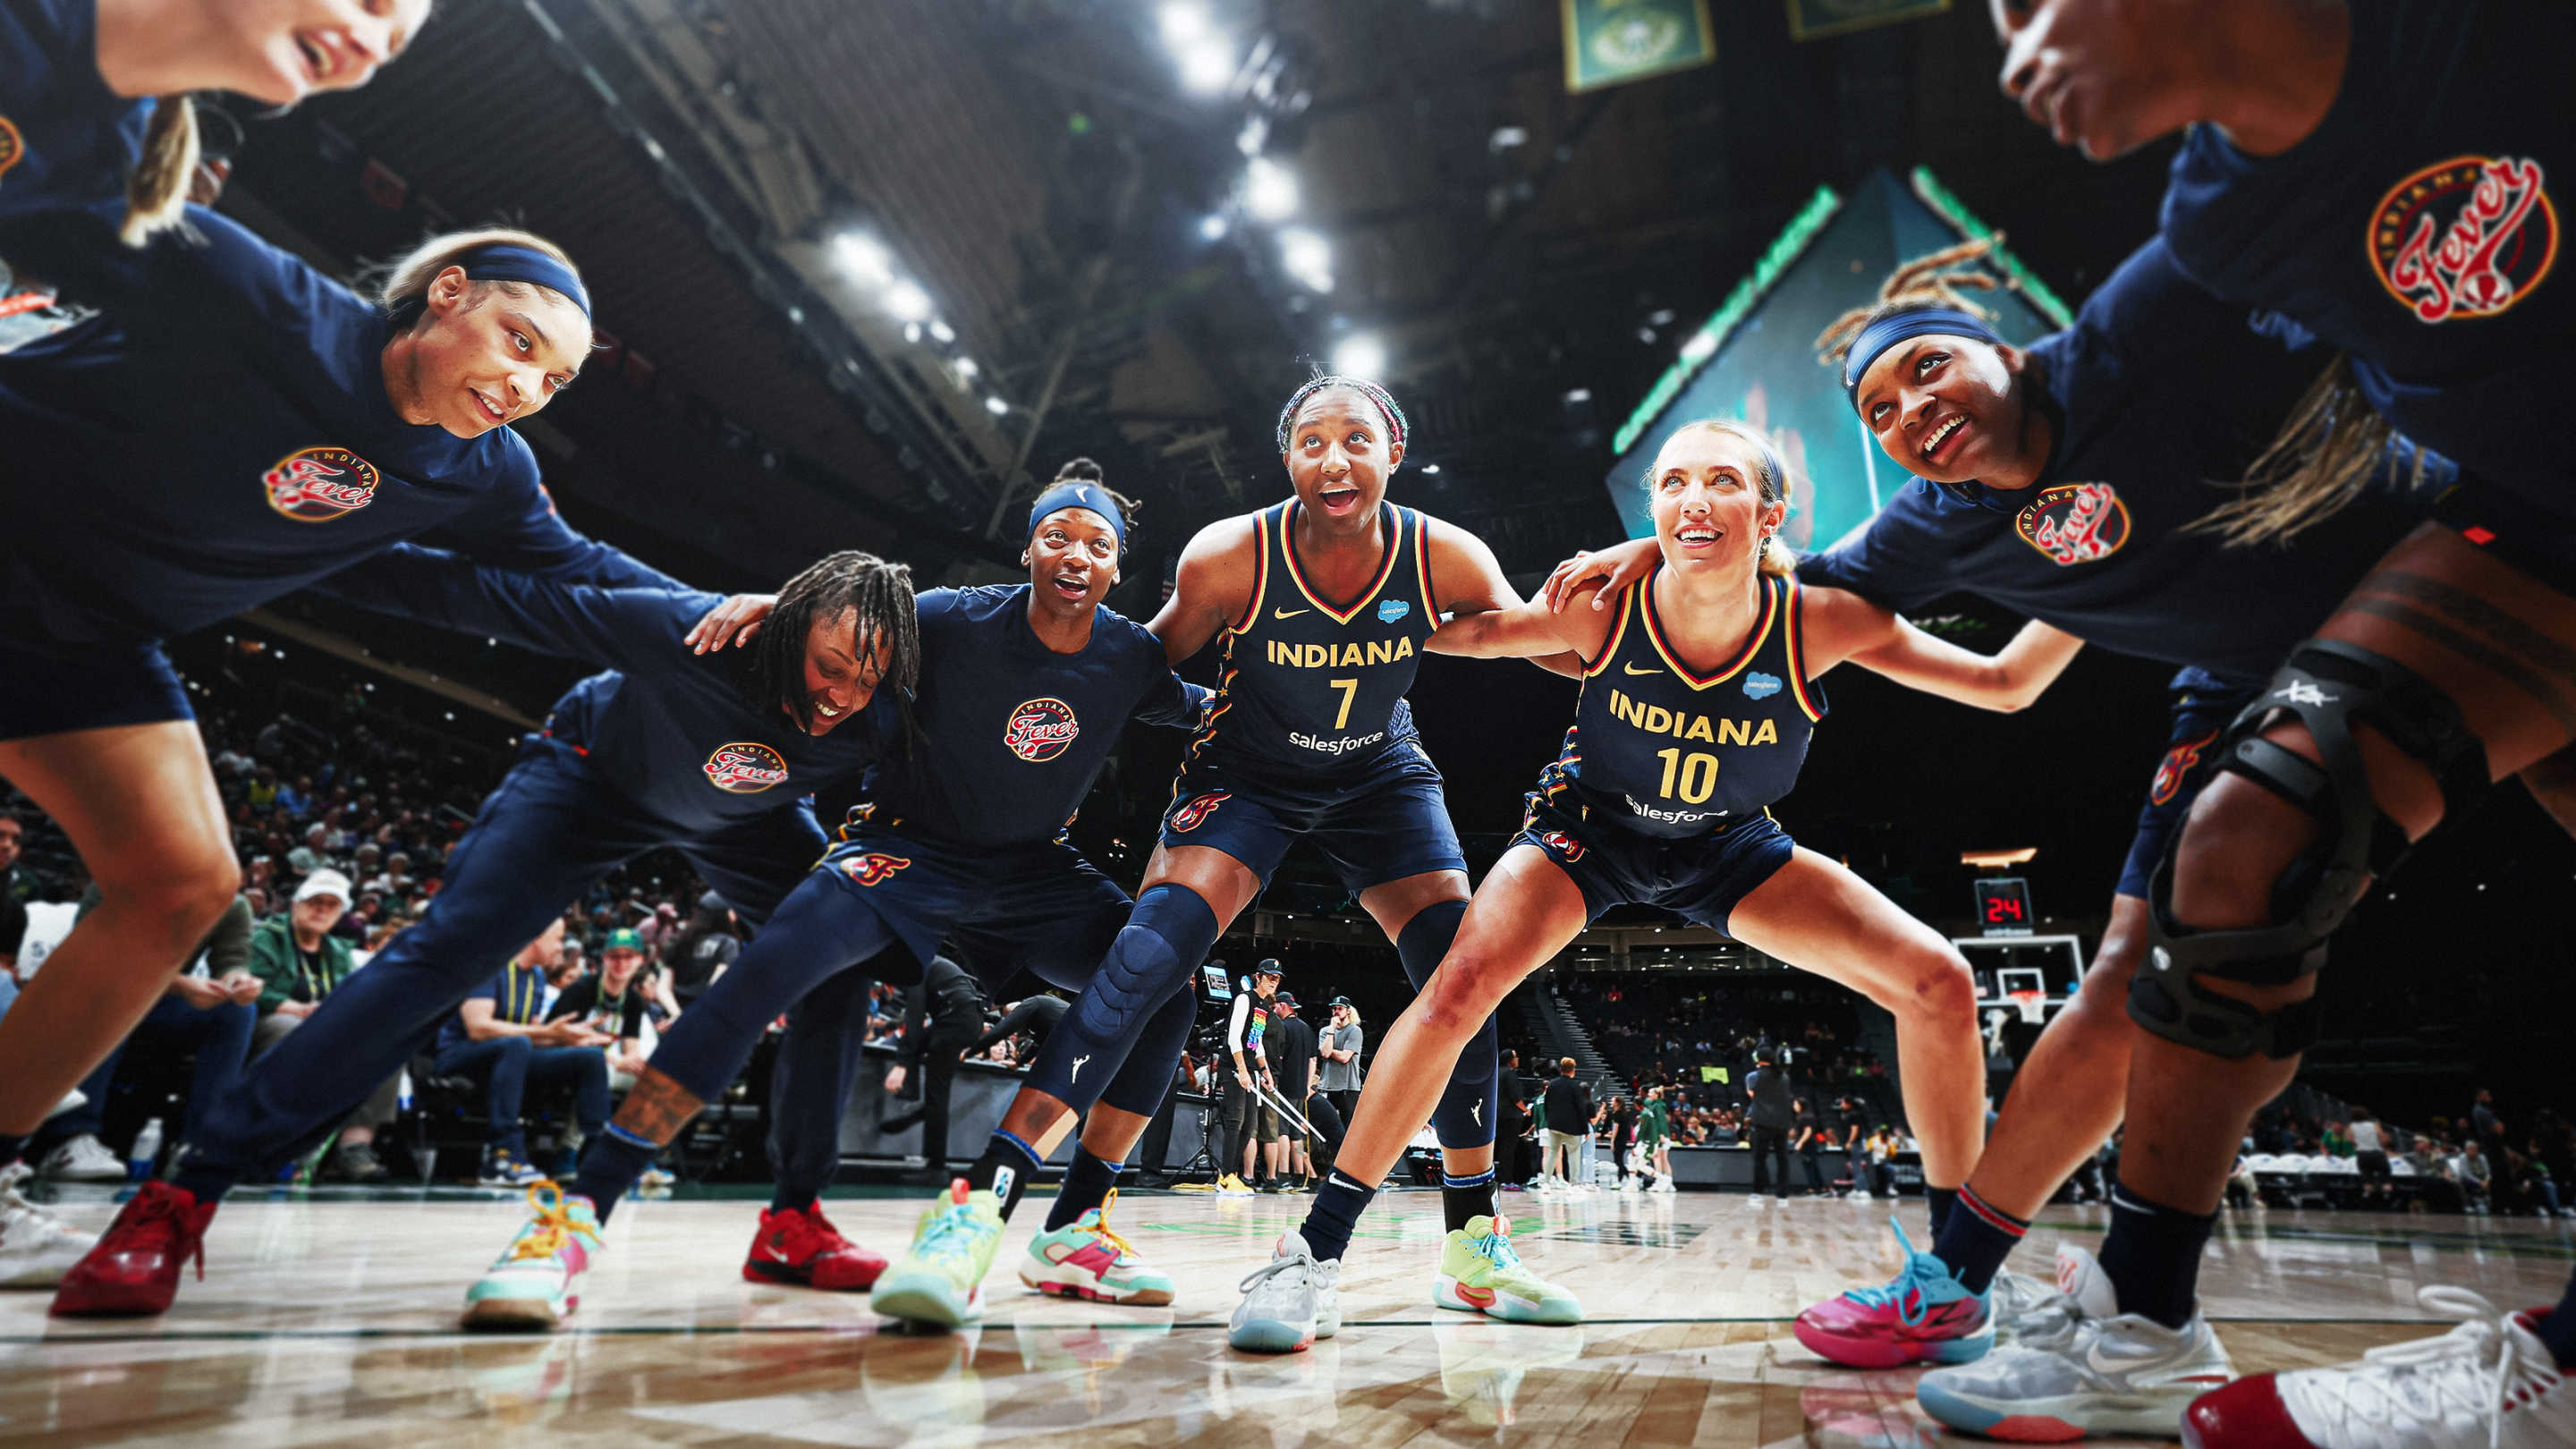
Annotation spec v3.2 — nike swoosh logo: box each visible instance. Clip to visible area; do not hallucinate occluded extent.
[1274,608,1309,621]
[1623,662,1660,676]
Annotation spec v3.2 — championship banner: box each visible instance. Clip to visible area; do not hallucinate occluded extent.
[1561,0,1716,94]
[1785,0,1950,43]
[1604,167,2070,556]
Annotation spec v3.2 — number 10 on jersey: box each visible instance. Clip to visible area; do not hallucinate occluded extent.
[1654,747,1719,804]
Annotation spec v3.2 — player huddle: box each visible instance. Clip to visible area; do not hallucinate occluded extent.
[0,3,2570,1447]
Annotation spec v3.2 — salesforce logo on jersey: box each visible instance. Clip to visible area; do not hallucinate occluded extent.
[1377,598,1410,623]
[1742,671,1782,700]
[1291,729,1387,758]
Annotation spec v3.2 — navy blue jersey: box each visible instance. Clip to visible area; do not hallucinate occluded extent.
[2160,0,2572,509]
[848,584,1206,850]
[1192,500,1438,784]
[0,201,678,648]
[1537,570,1826,840]
[0,0,151,228]
[1800,239,2442,691]
[315,547,880,836]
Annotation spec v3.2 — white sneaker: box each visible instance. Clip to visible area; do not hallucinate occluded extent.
[0,1162,97,1287]
[1919,1307,2235,1439]
[45,1090,86,1122]
[38,1134,126,1183]
[1654,1177,1678,1194]
[1228,1230,1340,1353]
[2182,1287,2572,1449]
[1991,1245,2120,1352]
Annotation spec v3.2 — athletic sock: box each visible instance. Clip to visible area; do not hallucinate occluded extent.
[1929,1183,2029,1293]
[769,1185,819,1215]
[2537,1266,2576,1369]
[2097,1182,2216,1330]
[1045,1149,1121,1232]
[1299,1169,1377,1264]
[965,1131,1043,1220]
[1442,1168,1498,1233]
[570,1123,660,1224]
[1925,1184,1958,1238]
[167,1158,242,1204]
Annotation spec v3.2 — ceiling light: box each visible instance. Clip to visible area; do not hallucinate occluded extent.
[1158,2,1207,45]
[1331,332,1385,379]
[902,321,923,344]
[1245,157,1297,220]
[1421,463,1442,476]
[1280,227,1332,291]
[1179,37,1234,93]
[832,232,892,286]
[953,357,979,381]
[885,281,933,323]
[1199,213,1230,242]
[985,395,1010,416]
[1563,386,1592,403]
[1681,329,1718,363]
[928,319,955,343]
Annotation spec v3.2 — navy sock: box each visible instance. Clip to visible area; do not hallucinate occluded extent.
[768,1183,818,1214]
[1442,1168,1497,1233]
[967,1131,1043,1220]
[1045,1149,1122,1232]
[2538,1265,2576,1370]
[570,1124,660,1224]
[2097,1182,2217,1330]
[1299,1169,1377,1264]
[1925,1184,1958,1238]
[1929,1183,2029,1293]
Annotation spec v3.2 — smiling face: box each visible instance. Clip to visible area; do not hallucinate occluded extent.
[402,271,589,439]
[601,946,645,993]
[1851,332,2034,487]
[1988,0,2204,160]
[1283,386,1404,530]
[1647,426,1787,578]
[796,606,890,736]
[216,0,431,106]
[1022,505,1120,619]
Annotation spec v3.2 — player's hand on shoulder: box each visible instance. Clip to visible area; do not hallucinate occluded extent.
[1543,536,1658,613]
[686,592,777,654]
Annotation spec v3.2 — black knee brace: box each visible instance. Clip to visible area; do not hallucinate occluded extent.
[2131,640,2486,1060]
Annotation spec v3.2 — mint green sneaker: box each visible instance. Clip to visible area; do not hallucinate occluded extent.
[462,1182,604,1332]
[1018,1191,1174,1306]
[1434,1215,1581,1325]
[869,1179,1005,1329]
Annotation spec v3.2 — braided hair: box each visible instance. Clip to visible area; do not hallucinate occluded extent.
[2190,355,2430,547]
[1274,375,1410,455]
[1814,236,2009,372]
[745,551,921,744]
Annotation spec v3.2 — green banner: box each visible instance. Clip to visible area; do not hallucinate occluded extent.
[1785,0,1948,42]
[1562,0,1716,94]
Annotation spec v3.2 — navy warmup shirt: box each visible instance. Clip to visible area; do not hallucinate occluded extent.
[2159,0,2572,511]
[1800,239,2443,691]
[0,0,150,230]
[857,584,1208,850]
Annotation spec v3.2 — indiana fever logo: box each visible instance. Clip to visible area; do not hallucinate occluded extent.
[2014,482,2129,566]
[837,852,911,887]
[701,741,790,793]
[2370,156,2558,323]
[263,446,382,522]
[2149,728,2220,807]
[1168,791,1230,833]
[0,116,22,181]
[1538,830,1586,863]
[1002,697,1080,763]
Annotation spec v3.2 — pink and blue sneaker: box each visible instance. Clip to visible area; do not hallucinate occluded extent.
[1794,1217,1994,1368]
[1017,1191,1174,1307]
[462,1182,604,1332]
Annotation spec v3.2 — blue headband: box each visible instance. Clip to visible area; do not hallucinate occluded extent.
[1842,307,2001,402]
[1029,482,1124,549]
[459,243,591,318]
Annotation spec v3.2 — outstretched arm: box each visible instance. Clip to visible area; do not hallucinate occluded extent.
[1422,518,1609,670]
[312,544,714,675]
[1802,587,2083,713]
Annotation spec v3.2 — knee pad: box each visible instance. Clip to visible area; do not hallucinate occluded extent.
[1063,885,1220,1046]
[2132,640,2486,1060]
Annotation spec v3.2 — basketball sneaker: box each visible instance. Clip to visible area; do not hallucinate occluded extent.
[48,1180,216,1317]
[2182,1287,2571,1449]
[1435,1215,1582,1325]
[741,1202,889,1291]
[1216,1174,1255,1199]
[1228,1229,1340,1353]
[461,1182,604,1331]
[1990,1246,2117,1352]
[1917,1306,2234,1441]
[0,1162,97,1288]
[38,1134,125,1183]
[1795,1217,1995,1368]
[869,1179,1004,1330]
[1019,1191,1174,1306]
[479,1148,544,1189]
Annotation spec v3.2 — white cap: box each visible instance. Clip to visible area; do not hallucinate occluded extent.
[294,869,352,906]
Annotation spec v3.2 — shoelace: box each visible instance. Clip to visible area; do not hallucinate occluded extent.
[504,1181,585,1263]
[1841,1218,1946,1326]
[101,1184,208,1281]
[1083,1191,1140,1263]
[2306,1287,2559,1449]
[1238,1250,1317,1296]
[1468,1217,1526,1275]
[915,1199,997,1267]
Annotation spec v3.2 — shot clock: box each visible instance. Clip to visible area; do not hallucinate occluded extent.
[1974,877,2035,937]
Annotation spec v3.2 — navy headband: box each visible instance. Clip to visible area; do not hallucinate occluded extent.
[1029,482,1125,549]
[1841,307,2001,402]
[458,243,591,318]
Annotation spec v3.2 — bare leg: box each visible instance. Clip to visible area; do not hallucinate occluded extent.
[1959,895,2146,1216]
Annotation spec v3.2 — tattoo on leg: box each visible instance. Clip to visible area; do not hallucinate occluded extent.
[2354,570,2576,690]
[610,1067,704,1147]
[2340,595,2576,738]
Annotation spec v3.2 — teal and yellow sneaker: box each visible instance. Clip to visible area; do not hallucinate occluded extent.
[1434,1215,1581,1325]
[1018,1191,1175,1306]
[869,1179,1006,1330]
[462,1182,604,1332]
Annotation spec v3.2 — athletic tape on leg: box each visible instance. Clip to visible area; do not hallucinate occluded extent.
[1395,899,1496,1149]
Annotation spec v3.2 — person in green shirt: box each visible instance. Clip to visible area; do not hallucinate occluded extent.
[1640,1085,1674,1193]
[243,870,395,1182]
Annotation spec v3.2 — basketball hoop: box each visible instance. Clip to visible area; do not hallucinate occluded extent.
[2007,990,2046,1025]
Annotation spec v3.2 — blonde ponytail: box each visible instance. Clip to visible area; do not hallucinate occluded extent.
[2190,354,2430,547]
[118,94,199,246]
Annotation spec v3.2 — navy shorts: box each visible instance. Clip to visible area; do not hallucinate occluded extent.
[2434,475,2576,602]
[1517,797,1795,936]
[0,634,192,741]
[1157,740,1469,893]
[2116,680,2255,900]
[818,826,1133,996]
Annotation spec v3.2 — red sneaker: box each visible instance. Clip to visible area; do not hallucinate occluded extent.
[741,1203,889,1291]
[50,1181,217,1318]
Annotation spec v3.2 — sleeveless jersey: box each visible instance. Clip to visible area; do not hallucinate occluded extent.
[1536,569,1826,840]
[1191,499,1439,783]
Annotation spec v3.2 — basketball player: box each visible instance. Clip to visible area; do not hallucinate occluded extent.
[47,547,917,1316]
[1226,419,2076,1352]
[451,467,1212,1330]
[862,376,1570,1332]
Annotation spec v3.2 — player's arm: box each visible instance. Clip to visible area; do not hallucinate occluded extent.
[1421,517,1591,679]
[1148,518,1258,666]
[450,462,691,594]
[1801,586,2083,713]
[1539,536,1663,614]
[311,544,710,675]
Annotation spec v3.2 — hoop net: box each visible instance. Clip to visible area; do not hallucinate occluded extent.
[2007,990,2046,1024]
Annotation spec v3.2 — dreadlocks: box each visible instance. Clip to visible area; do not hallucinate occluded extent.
[746,550,921,741]
[1275,375,1410,455]
[2189,355,2434,547]
[1815,236,2008,371]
